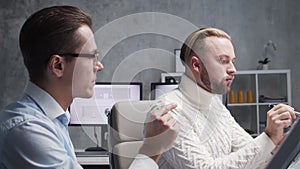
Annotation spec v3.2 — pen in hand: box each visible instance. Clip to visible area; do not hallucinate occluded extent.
[268,104,300,116]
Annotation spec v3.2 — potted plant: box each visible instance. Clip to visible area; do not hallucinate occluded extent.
[257,58,270,70]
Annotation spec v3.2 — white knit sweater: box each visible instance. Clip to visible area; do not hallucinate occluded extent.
[157,74,275,169]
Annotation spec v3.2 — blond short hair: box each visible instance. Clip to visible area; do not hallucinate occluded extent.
[180,27,231,63]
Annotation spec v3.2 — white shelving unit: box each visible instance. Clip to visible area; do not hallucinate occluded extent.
[227,69,291,136]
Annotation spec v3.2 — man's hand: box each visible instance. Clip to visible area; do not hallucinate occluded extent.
[265,104,296,145]
[139,103,179,162]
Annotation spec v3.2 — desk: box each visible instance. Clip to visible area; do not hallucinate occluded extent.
[77,155,109,165]
[76,151,110,169]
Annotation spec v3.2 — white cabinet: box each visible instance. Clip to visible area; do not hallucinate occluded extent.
[227,69,291,136]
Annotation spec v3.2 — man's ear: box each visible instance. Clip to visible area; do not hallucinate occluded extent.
[48,54,64,78]
[190,55,202,73]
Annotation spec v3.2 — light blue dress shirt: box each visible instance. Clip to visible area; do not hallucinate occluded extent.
[0,82,82,169]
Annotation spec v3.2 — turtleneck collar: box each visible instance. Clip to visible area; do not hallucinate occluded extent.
[178,73,215,111]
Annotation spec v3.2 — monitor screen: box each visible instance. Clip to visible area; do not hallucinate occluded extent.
[150,83,178,100]
[69,82,142,125]
[266,117,300,169]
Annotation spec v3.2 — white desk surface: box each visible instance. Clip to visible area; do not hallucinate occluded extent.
[76,149,109,165]
[77,155,109,165]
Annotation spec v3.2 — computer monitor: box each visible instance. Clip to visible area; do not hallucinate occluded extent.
[69,82,142,125]
[150,83,178,100]
[69,82,142,152]
[266,117,300,169]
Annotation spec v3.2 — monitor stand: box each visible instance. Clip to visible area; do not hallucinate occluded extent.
[82,146,108,156]
[84,126,107,152]
[85,146,106,152]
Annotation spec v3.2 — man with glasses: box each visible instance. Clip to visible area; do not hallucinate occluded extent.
[0,6,178,168]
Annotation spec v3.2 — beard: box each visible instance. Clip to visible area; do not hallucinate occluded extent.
[199,68,231,95]
[211,79,230,94]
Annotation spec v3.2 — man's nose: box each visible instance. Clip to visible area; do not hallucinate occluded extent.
[95,61,104,72]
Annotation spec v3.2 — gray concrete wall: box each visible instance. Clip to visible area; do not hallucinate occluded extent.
[1,0,299,149]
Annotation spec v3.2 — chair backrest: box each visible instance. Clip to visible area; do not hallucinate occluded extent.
[108,100,154,169]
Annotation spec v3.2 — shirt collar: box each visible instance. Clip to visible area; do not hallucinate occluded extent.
[25,82,68,121]
[178,74,215,111]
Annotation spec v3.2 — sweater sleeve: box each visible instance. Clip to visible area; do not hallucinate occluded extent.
[230,115,275,169]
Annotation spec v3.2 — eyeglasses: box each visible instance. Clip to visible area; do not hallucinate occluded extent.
[58,52,100,66]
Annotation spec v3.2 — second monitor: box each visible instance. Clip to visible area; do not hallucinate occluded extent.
[150,83,179,100]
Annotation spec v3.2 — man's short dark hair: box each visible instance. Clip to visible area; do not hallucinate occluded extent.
[19,6,92,82]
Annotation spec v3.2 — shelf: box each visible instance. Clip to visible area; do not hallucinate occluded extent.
[257,102,289,106]
[228,102,290,107]
[228,103,257,106]
[235,69,290,75]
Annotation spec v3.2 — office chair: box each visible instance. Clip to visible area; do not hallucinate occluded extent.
[107,100,154,169]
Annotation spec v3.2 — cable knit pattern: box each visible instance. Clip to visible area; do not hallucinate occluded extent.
[157,74,275,169]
